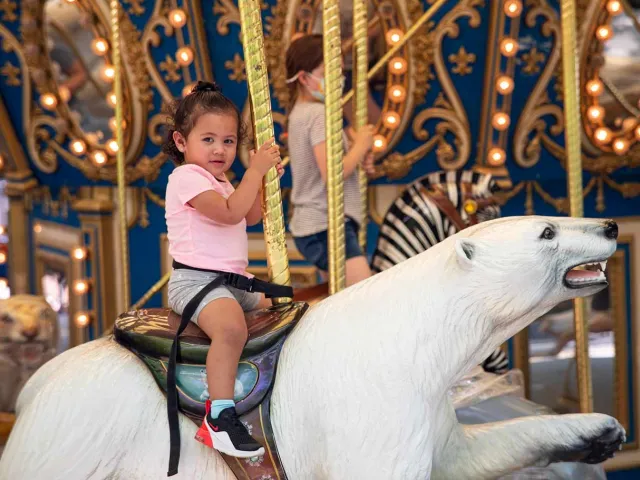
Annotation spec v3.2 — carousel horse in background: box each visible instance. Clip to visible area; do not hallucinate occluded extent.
[370,168,509,374]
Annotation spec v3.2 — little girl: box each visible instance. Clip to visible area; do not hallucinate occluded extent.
[162,81,283,459]
[285,34,376,286]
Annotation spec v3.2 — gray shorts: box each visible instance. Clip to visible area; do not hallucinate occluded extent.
[167,269,262,325]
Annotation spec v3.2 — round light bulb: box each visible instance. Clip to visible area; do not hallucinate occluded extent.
[91,38,109,56]
[488,147,506,166]
[0,225,6,235]
[500,38,518,57]
[0,278,8,289]
[492,112,511,130]
[504,0,523,17]
[496,76,514,94]
[59,86,71,103]
[607,1,622,14]
[385,29,404,45]
[107,91,117,107]
[40,93,58,110]
[388,85,406,103]
[594,127,612,143]
[587,105,605,121]
[70,139,86,155]
[74,311,91,327]
[176,47,194,67]
[389,57,407,75]
[91,150,107,165]
[106,139,119,155]
[596,25,613,41]
[586,79,603,96]
[613,138,629,154]
[109,117,127,132]
[33,223,42,233]
[372,134,387,152]
[168,8,187,28]
[182,83,195,97]
[73,279,89,295]
[100,65,115,82]
[72,247,86,260]
[383,112,401,129]
[0,252,6,264]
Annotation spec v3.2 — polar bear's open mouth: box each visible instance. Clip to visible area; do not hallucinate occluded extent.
[564,260,607,289]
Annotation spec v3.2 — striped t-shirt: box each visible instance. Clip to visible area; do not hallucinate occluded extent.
[287,100,363,238]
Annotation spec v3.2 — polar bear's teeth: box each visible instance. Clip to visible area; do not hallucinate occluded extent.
[600,261,607,272]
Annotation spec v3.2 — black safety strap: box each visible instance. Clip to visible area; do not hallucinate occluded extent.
[167,275,224,476]
[166,261,293,476]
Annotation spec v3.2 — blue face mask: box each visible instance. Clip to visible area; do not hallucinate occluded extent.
[306,73,345,102]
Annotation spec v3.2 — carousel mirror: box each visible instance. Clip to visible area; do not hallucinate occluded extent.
[43,0,129,151]
[21,0,150,178]
[583,0,640,154]
[44,0,114,141]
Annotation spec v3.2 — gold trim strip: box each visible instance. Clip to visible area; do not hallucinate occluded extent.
[110,0,131,308]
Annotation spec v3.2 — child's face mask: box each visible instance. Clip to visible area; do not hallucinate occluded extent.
[305,73,345,102]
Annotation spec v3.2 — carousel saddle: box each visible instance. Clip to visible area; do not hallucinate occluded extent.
[113,302,307,421]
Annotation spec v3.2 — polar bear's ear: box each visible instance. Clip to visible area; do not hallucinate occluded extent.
[455,238,476,268]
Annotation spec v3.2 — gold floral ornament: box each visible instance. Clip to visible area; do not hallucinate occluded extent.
[123,0,145,16]
[0,0,17,22]
[159,55,182,83]
[225,53,246,82]
[521,47,545,75]
[448,46,476,76]
[0,61,19,86]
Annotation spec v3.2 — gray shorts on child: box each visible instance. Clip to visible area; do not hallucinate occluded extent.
[167,269,262,325]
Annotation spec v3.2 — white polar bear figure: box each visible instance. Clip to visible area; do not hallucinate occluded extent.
[0,216,625,479]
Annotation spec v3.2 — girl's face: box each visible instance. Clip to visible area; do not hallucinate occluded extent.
[173,112,238,178]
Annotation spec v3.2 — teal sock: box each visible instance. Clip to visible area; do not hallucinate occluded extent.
[210,399,235,419]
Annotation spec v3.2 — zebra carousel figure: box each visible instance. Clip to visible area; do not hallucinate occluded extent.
[369,168,606,479]
[371,169,508,374]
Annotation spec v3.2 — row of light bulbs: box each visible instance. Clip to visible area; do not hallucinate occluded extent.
[374,27,409,152]
[584,0,638,155]
[32,222,93,328]
[486,0,522,167]
[71,245,92,328]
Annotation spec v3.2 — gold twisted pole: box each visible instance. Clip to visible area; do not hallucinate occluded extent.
[323,0,346,294]
[238,0,291,303]
[560,0,592,413]
[353,0,368,251]
[342,0,449,107]
[110,0,130,309]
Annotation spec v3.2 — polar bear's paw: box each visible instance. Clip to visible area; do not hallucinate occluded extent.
[551,416,625,465]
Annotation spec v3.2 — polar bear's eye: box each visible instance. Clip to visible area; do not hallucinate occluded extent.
[540,227,555,240]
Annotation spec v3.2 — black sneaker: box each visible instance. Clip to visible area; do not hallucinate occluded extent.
[195,406,265,458]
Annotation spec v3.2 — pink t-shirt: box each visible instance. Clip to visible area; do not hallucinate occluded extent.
[165,164,249,275]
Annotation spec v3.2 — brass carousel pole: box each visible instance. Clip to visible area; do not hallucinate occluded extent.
[559,0,592,413]
[353,0,369,252]
[238,0,292,303]
[110,0,130,309]
[323,0,347,294]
